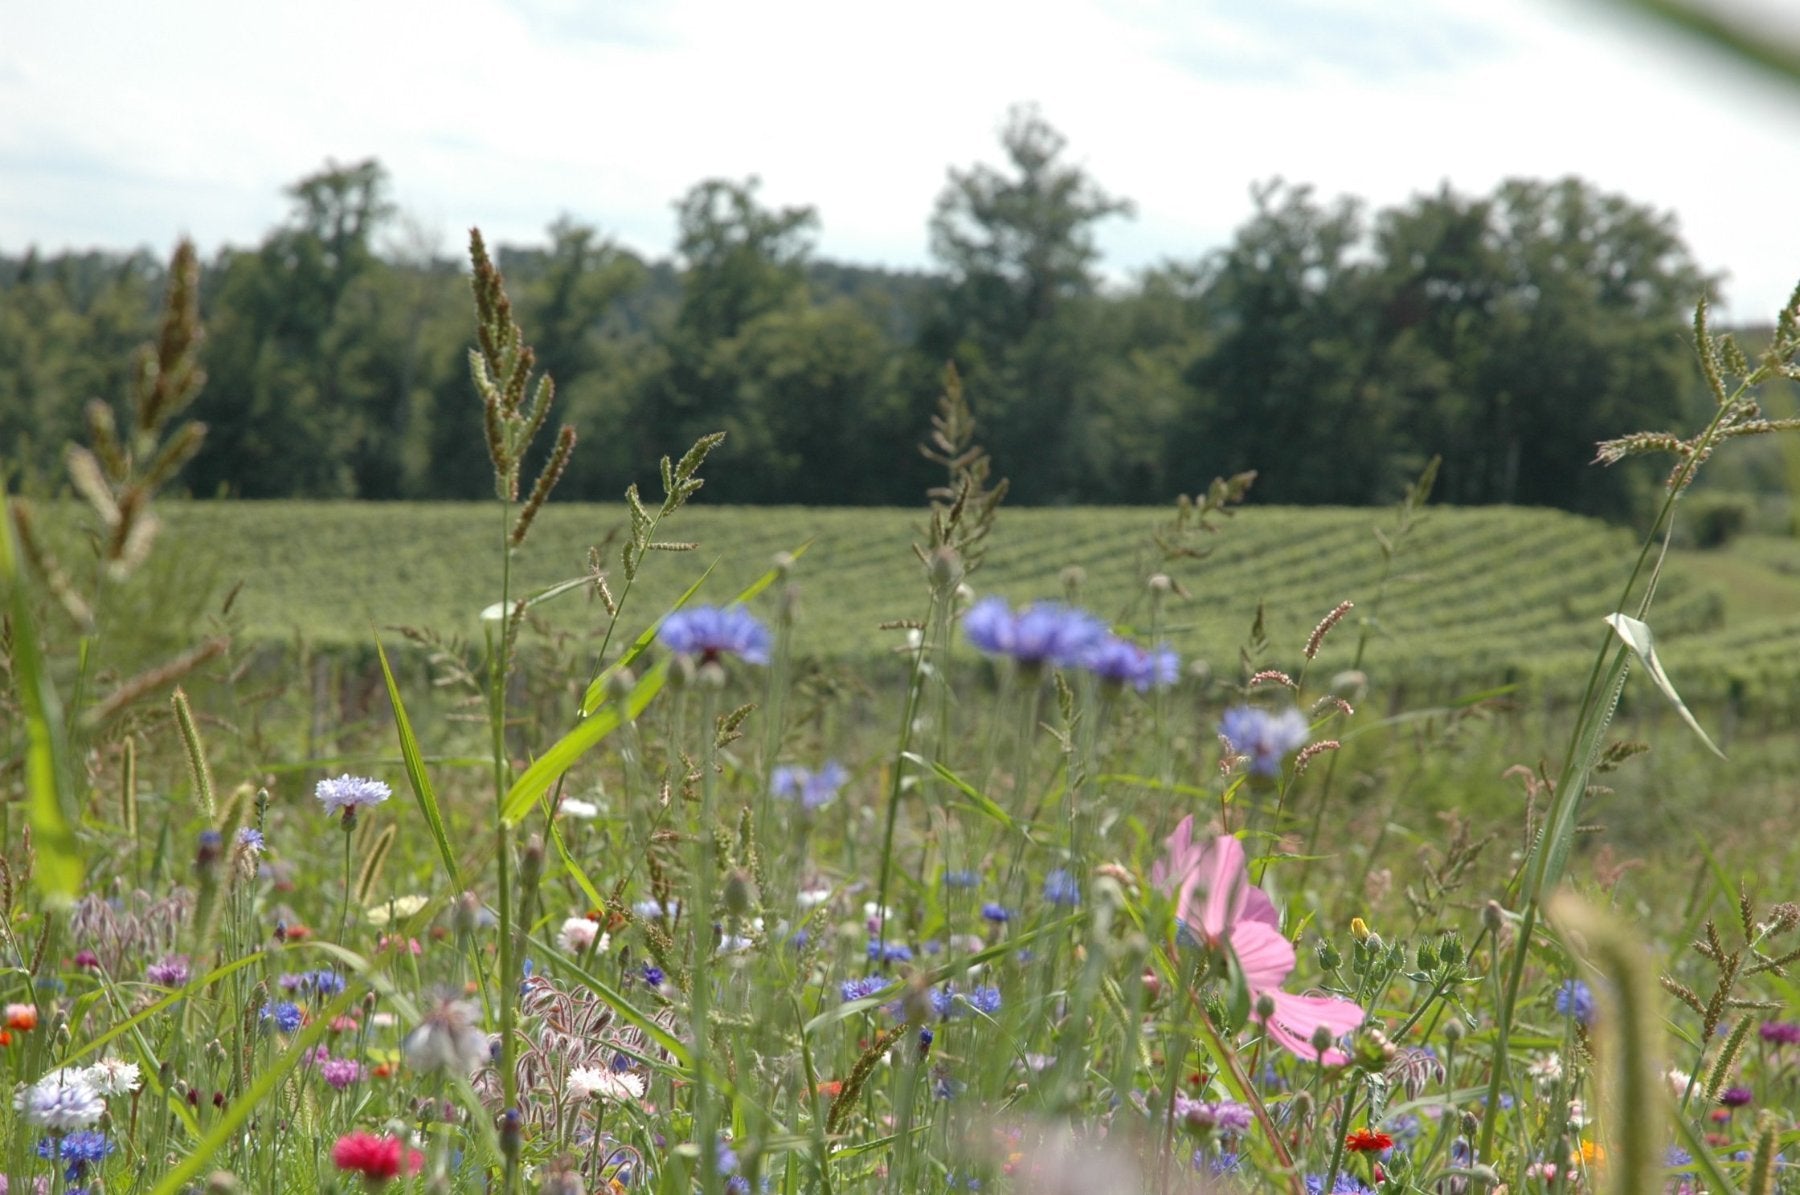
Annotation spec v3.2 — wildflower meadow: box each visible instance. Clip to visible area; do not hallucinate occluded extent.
[6,233,1800,1195]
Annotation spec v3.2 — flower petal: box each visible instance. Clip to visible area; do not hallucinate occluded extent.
[1229,920,1296,992]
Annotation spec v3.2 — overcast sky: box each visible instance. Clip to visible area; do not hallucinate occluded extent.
[5,0,1799,318]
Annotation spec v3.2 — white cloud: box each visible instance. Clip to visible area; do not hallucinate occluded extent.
[4,0,1798,316]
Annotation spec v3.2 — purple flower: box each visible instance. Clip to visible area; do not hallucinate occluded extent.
[1083,636,1180,691]
[146,954,191,987]
[771,761,848,811]
[1555,979,1595,1027]
[1719,1086,1753,1108]
[1760,1020,1800,1046]
[658,606,770,665]
[1043,869,1081,907]
[963,598,1107,669]
[320,1058,362,1090]
[1219,706,1310,776]
[314,774,391,816]
[841,976,887,1002]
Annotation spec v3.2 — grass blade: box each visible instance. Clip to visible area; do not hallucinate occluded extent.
[377,636,462,886]
[505,658,669,825]
[0,490,81,902]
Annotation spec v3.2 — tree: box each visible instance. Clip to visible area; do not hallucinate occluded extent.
[1370,177,1712,517]
[921,106,1135,500]
[189,160,402,496]
[631,178,821,474]
[1175,181,1396,504]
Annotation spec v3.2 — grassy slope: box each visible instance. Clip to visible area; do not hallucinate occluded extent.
[122,501,1800,706]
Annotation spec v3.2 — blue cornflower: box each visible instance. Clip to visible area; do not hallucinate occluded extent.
[235,826,265,856]
[980,902,1012,923]
[963,598,1107,669]
[841,976,887,1002]
[38,1129,113,1181]
[965,986,1002,1016]
[1083,636,1180,691]
[260,1001,303,1033]
[867,939,913,964]
[1304,1175,1374,1194]
[314,774,391,816]
[1556,979,1596,1026]
[942,870,981,889]
[658,606,771,665]
[1043,869,1081,907]
[304,969,346,998]
[1219,706,1310,776]
[771,761,848,811]
[641,963,665,987]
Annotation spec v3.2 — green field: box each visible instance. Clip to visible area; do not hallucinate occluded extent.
[94,500,1800,712]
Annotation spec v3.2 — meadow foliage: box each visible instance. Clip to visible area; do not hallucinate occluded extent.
[4,236,1800,1195]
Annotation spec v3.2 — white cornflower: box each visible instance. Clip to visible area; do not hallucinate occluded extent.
[1526,1052,1563,1087]
[14,1069,104,1129]
[567,1066,645,1103]
[81,1057,142,1096]
[557,917,608,955]
[558,798,599,820]
[314,774,391,816]
[404,998,490,1075]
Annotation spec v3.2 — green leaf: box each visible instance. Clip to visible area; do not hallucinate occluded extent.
[1605,612,1725,759]
[376,636,462,886]
[0,490,80,902]
[504,658,669,826]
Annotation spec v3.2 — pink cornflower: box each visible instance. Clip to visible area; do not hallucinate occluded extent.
[1152,816,1365,1064]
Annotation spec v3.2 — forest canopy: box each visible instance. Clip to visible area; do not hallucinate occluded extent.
[2,109,1726,519]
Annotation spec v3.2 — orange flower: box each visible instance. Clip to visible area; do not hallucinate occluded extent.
[0,1029,11,1046]
[4,1003,37,1031]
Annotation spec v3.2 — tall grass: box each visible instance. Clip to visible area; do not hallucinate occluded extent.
[4,244,1800,1195]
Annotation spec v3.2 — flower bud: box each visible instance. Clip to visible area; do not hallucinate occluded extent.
[722,869,757,919]
[604,666,637,701]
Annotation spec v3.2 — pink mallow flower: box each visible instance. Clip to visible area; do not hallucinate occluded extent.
[1152,816,1365,1065]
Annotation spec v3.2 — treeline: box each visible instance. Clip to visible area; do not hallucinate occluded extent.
[2,108,1719,518]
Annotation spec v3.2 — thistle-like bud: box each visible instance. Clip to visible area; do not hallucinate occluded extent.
[1310,1024,1336,1057]
[604,667,637,701]
[1442,1018,1465,1046]
[454,891,484,937]
[204,1172,243,1195]
[929,546,964,590]
[1483,900,1506,934]
[520,833,545,895]
[722,869,757,919]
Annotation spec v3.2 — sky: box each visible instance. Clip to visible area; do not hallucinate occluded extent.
[5,0,1800,319]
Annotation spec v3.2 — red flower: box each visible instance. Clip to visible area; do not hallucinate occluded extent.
[332,1131,423,1184]
[4,1003,37,1031]
[1346,1128,1394,1153]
